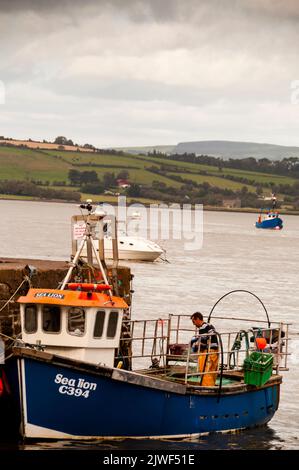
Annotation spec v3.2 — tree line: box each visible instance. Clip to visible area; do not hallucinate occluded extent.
[0,180,80,201]
[147,151,299,179]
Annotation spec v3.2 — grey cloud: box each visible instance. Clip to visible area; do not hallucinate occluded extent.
[1,0,299,147]
[0,1,175,25]
[1,0,298,21]
[47,76,289,108]
[242,0,299,20]
[48,76,215,106]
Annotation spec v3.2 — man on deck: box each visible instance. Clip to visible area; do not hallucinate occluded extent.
[190,312,219,386]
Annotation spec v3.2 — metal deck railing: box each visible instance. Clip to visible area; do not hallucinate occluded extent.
[118,314,291,384]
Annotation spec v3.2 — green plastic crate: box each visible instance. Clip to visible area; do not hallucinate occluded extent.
[243,352,273,387]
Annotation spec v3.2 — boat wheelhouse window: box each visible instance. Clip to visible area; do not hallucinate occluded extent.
[24,304,37,333]
[94,310,105,338]
[107,310,118,338]
[42,305,61,333]
[67,307,85,336]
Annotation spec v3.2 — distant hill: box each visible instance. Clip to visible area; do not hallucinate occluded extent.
[113,140,299,161]
[174,140,299,160]
[114,145,175,155]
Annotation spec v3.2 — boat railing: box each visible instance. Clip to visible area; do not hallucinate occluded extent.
[119,314,291,384]
[167,314,290,373]
[119,318,169,370]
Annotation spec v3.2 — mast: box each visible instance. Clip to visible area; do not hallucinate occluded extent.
[60,201,112,297]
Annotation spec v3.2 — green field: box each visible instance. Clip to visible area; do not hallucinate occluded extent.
[46,150,147,169]
[0,147,70,182]
[47,150,296,188]
[0,146,296,200]
[63,165,182,188]
[168,172,255,192]
[130,154,297,185]
[0,148,183,188]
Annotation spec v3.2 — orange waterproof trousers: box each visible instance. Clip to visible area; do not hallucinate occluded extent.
[198,350,219,386]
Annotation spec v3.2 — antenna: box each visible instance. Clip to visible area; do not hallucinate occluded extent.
[80,199,93,213]
[60,201,113,299]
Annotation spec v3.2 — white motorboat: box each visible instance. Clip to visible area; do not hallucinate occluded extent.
[96,235,164,261]
[76,206,164,262]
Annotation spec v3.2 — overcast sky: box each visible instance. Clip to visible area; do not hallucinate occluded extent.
[0,0,299,148]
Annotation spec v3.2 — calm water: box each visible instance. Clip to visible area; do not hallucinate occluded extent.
[0,199,298,450]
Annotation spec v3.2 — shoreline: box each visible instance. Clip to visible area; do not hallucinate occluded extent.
[0,195,298,216]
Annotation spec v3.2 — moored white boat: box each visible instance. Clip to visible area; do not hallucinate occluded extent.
[97,236,164,261]
[77,205,164,262]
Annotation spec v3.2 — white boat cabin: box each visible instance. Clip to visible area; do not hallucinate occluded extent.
[17,288,128,367]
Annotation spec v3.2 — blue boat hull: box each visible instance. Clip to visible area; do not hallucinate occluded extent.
[6,353,281,439]
[256,217,283,229]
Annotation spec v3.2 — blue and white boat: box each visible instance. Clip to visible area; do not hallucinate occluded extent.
[255,210,283,230]
[2,205,290,440]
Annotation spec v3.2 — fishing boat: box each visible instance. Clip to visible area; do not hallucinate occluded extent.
[2,205,290,440]
[255,210,283,230]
